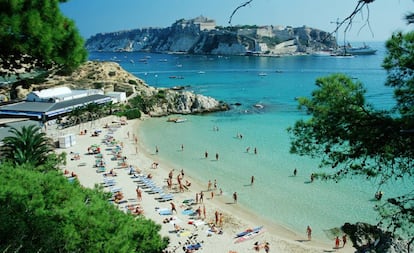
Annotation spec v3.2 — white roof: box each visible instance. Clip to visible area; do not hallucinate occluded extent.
[32,87,71,98]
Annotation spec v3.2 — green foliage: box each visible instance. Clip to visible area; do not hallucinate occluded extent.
[0,124,55,167]
[128,79,138,85]
[0,164,169,252]
[119,108,141,119]
[288,36,414,241]
[128,95,155,114]
[93,82,104,89]
[156,89,166,99]
[382,31,414,122]
[0,0,87,78]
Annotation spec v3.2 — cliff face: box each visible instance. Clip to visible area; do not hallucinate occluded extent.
[85,17,336,55]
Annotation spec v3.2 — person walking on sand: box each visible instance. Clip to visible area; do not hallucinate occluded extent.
[199,191,204,203]
[342,234,347,247]
[233,192,238,204]
[219,213,223,227]
[136,186,142,201]
[170,202,177,214]
[335,236,341,249]
[215,210,219,225]
[207,180,212,191]
[306,225,312,241]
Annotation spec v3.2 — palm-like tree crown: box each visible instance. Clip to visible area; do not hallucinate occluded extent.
[1,125,54,166]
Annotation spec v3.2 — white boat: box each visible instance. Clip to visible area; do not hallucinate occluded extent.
[174,118,187,123]
[167,117,187,123]
[253,104,264,109]
[339,43,377,55]
[258,72,267,76]
[311,51,333,57]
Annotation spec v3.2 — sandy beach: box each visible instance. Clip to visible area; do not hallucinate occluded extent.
[51,115,355,253]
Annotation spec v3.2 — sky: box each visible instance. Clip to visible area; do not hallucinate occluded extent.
[60,0,414,42]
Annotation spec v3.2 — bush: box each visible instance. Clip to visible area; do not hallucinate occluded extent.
[128,79,137,85]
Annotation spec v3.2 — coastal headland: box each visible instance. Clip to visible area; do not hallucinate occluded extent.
[85,16,337,57]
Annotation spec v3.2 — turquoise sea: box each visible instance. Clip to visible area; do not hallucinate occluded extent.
[90,42,412,242]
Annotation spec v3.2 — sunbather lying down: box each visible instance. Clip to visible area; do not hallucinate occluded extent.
[174,223,183,232]
[103,169,117,177]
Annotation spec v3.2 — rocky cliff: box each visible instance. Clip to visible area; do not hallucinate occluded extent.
[85,16,336,56]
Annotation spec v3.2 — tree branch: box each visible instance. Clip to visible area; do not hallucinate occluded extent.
[228,0,254,25]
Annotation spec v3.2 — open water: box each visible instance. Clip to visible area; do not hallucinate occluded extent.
[89,42,412,242]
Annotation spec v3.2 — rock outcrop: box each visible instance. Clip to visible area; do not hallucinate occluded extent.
[85,16,336,56]
[0,61,228,116]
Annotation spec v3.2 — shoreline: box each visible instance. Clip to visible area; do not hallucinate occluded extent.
[52,116,355,253]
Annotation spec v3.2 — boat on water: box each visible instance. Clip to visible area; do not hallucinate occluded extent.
[258,72,268,76]
[167,117,187,123]
[311,50,333,57]
[339,43,377,55]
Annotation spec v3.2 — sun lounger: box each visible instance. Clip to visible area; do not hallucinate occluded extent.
[158,208,172,215]
[96,167,106,173]
[102,178,116,187]
[145,186,163,194]
[156,193,173,202]
[186,243,202,250]
[182,209,196,216]
[110,187,122,193]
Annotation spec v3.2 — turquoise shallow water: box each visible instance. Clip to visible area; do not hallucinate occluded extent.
[90,43,412,241]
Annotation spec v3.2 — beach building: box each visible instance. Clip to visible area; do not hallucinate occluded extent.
[105,91,127,104]
[0,86,113,121]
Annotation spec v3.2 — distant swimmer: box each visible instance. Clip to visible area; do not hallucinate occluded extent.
[205,151,208,159]
[293,168,297,176]
[254,147,257,154]
[246,146,250,153]
[215,153,219,160]
[251,175,255,185]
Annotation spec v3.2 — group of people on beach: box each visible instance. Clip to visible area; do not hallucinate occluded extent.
[253,241,270,252]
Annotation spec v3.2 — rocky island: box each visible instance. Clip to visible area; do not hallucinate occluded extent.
[86,16,337,56]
